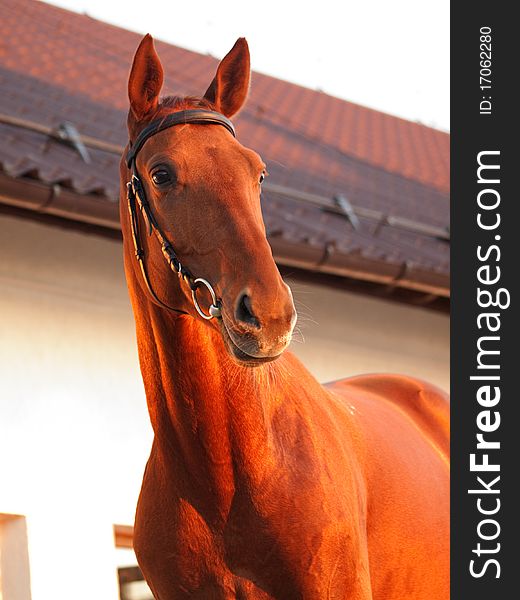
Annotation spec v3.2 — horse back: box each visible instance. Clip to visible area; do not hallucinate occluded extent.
[325,373,449,600]
[327,373,449,460]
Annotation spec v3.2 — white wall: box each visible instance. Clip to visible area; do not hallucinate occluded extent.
[0,214,448,599]
[288,279,449,390]
[0,215,149,599]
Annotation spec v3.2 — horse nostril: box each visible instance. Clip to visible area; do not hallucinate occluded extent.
[236,293,260,328]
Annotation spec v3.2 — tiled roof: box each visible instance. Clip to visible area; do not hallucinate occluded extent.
[0,0,450,295]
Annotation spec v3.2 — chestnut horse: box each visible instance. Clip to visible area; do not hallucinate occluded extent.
[120,35,449,600]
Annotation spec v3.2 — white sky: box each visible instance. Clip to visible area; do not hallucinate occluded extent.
[46,0,449,131]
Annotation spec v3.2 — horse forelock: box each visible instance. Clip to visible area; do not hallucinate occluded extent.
[159,95,216,112]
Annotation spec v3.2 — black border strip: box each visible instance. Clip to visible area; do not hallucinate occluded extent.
[451,4,517,596]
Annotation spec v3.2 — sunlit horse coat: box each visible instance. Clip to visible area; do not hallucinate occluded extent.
[120,34,450,600]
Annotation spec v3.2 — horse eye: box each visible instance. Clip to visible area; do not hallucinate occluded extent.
[151,170,171,186]
[259,171,266,184]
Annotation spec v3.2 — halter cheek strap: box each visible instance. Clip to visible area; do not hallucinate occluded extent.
[125,109,236,319]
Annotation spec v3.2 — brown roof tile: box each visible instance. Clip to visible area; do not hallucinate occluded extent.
[0,0,449,294]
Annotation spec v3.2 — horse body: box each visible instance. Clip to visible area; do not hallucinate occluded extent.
[120,35,449,599]
[125,310,448,600]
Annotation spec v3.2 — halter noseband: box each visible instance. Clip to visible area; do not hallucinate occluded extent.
[125,109,236,319]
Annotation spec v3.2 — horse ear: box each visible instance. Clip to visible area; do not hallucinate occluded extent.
[204,38,250,118]
[128,34,164,121]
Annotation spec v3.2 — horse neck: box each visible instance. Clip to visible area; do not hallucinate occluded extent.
[132,291,288,523]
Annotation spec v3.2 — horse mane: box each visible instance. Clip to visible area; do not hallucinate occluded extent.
[159,95,216,112]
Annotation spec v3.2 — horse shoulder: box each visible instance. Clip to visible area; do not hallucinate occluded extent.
[326,373,449,460]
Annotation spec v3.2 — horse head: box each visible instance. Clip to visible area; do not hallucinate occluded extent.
[121,35,296,366]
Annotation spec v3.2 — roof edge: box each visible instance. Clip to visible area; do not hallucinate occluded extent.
[0,173,449,297]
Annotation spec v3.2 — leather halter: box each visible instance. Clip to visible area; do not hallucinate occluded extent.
[125,109,236,319]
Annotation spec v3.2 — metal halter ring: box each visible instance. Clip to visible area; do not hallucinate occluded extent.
[191,278,222,320]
